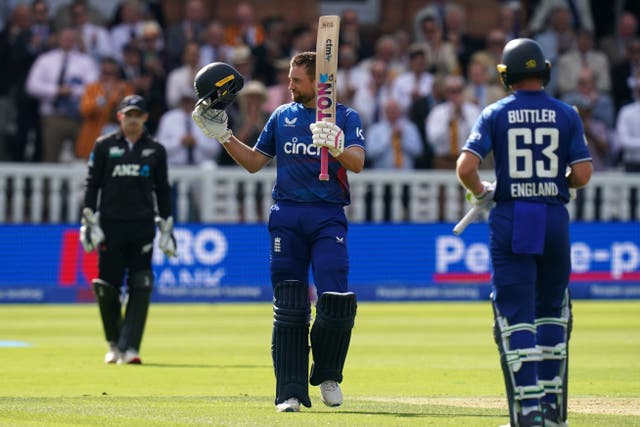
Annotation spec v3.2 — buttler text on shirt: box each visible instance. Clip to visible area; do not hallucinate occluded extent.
[507,109,556,123]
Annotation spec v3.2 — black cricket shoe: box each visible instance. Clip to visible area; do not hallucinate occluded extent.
[518,410,545,427]
[542,403,567,427]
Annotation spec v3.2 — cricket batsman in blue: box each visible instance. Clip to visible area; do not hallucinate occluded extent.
[456,39,593,427]
[191,53,365,412]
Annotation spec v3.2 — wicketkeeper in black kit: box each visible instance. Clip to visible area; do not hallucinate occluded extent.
[80,94,177,364]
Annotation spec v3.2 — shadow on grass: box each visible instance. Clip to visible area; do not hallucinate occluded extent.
[307,409,502,418]
[141,363,272,369]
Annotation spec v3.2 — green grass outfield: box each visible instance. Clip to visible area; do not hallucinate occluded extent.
[0,301,638,427]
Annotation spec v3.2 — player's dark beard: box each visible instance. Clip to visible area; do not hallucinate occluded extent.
[293,90,314,105]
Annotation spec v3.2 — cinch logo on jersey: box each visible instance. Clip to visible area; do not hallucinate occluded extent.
[111,164,150,177]
[283,137,321,156]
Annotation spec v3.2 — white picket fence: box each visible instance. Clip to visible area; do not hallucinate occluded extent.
[0,162,637,224]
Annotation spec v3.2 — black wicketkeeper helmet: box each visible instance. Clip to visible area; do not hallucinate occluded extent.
[193,62,244,110]
[497,38,551,89]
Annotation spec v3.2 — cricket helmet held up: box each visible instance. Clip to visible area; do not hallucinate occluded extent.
[193,62,245,110]
[497,38,551,88]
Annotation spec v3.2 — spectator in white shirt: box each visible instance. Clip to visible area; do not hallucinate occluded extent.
[555,29,610,97]
[534,5,576,96]
[599,11,638,67]
[165,40,201,109]
[234,80,270,146]
[156,88,219,222]
[110,1,145,62]
[426,75,480,170]
[70,0,114,61]
[366,98,424,221]
[527,0,594,34]
[352,59,394,129]
[367,98,423,170]
[615,71,640,219]
[156,89,220,166]
[164,0,207,70]
[562,67,615,129]
[26,26,98,162]
[462,59,505,109]
[358,34,405,81]
[391,43,434,113]
[53,0,107,30]
[336,43,366,107]
[616,72,640,172]
[199,20,234,66]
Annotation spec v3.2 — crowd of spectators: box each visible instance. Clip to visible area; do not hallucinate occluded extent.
[0,0,639,178]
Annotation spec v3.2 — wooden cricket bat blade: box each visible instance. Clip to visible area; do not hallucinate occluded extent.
[315,15,340,181]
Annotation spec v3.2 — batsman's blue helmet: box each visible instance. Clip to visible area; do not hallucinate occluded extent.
[193,62,244,110]
[497,38,550,89]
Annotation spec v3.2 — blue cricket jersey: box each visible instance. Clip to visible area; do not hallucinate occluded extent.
[254,102,365,205]
[463,90,592,204]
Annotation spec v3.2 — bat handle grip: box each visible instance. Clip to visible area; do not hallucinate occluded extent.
[453,206,482,235]
[319,147,329,181]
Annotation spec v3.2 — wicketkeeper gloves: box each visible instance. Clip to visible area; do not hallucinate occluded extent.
[80,207,105,253]
[465,181,495,211]
[155,216,177,258]
[191,104,233,144]
[310,121,345,157]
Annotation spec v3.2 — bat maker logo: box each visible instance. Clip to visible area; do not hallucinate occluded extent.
[324,38,333,61]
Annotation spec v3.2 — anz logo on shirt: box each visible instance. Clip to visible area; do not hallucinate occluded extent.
[283,136,321,156]
[112,164,151,177]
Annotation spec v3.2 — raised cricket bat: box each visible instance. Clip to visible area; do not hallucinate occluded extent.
[315,15,340,181]
[452,206,483,235]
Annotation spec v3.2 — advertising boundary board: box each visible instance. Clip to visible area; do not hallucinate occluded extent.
[0,223,638,303]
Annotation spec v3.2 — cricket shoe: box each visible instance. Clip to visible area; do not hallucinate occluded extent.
[320,380,343,407]
[276,397,300,412]
[117,349,142,365]
[104,344,119,364]
[499,410,545,427]
[542,403,568,427]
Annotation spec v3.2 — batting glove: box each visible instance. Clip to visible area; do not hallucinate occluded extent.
[565,166,577,201]
[310,121,344,157]
[80,207,105,253]
[155,216,177,258]
[465,181,495,211]
[192,104,233,144]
